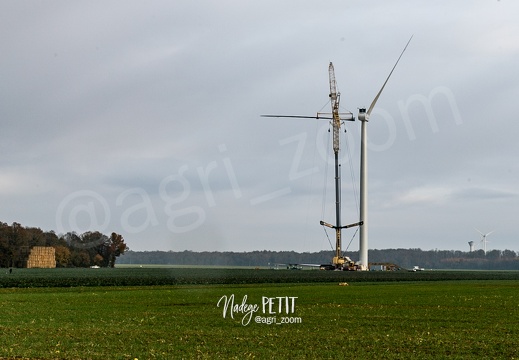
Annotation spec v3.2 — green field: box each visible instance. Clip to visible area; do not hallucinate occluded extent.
[1,267,519,288]
[0,269,518,359]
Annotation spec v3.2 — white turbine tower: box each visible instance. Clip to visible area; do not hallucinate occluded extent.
[475,229,494,254]
[357,36,413,270]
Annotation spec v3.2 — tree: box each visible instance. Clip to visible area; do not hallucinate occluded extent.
[71,250,91,267]
[54,245,71,267]
[486,250,501,260]
[81,231,108,265]
[45,231,66,247]
[63,232,82,248]
[105,233,128,268]
[93,254,104,266]
[0,221,131,268]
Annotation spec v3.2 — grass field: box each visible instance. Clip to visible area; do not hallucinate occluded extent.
[1,267,518,287]
[0,269,518,359]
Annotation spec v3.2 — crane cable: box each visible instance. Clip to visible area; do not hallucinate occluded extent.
[318,98,361,254]
[343,124,360,219]
[319,118,361,254]
[320,124,331,221]
[322,224,335,252]
[319,119,335,252]
[342,123,361,253]
[341,101,361,254]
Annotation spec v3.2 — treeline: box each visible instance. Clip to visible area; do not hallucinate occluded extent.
[368,248,519,270]
[0,222,128,268]
[119,248,519,270]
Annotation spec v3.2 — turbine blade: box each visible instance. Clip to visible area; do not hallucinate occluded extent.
[261,114,333,120]
[367,35,413,116]
[475,228,484,236]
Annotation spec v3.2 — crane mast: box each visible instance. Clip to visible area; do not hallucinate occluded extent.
[329,63,342,265]
[321,62,362,269]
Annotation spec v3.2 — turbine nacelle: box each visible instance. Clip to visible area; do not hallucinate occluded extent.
[358,108,369,122]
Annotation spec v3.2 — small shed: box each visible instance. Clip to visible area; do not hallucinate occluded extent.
[370,264,387,271]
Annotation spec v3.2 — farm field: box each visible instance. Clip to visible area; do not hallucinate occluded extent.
[0,270,517,359]
[1,267,519,287]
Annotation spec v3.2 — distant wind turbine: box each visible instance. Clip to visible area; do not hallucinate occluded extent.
[475,229,494,254]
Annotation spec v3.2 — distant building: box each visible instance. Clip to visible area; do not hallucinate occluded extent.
[370,264,386,271]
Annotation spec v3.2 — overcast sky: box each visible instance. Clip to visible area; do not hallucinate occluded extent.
[1,1,518,255]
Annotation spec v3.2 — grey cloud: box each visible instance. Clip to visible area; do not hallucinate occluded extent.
[1,1,518,252]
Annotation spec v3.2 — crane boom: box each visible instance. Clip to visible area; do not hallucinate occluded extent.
[329,62,338,104]
[328,63,341,152]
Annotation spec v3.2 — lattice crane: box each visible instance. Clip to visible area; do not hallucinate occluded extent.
[320,63,362,268]
[263,62,362,270]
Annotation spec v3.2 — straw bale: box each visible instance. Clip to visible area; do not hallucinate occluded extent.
[26,246,56,268]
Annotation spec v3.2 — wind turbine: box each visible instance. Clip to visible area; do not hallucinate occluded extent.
[356,36,413,270]
[475,229,494,254]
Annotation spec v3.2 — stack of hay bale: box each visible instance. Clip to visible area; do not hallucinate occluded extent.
[26,246,56,268]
